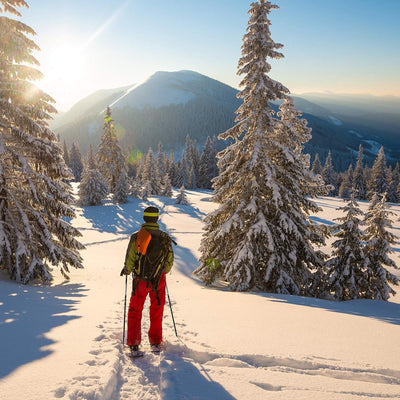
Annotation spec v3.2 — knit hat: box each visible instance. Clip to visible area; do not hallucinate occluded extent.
[143,206,159,223]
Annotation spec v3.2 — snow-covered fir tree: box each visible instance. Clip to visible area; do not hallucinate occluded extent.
[198,136,218,189]
[277,97,326,197]
[323,191,367,300]
[181,135,200,189]
[338,164,353,198]
[311,153,323,176]
[112,170,129,204]
[162,173,173,197]
[129,176,143,199]
[85,144,97,171]
[78,169,109,206]
[322,151,337,196]
[78,144,109,206]
[167,151,180,187]
[69,142,83,182]
[353,144,367,200]
[195,1,326,294]
[97,106,127,193]
[172,160,184,188]
[278,98,310,157]
[362,193,399,300]
[368,146,389,198]
[141,180,151,201]
[176,186,190,205]
[63,140,70,166]
[140,147,162,196]
[387,163,400,203]
[0,0,84,283]
[156,142,173,197]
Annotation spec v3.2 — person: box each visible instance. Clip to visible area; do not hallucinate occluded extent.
[121,206,174,356]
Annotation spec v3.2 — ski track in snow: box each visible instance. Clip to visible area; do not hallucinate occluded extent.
[52,298,400,400]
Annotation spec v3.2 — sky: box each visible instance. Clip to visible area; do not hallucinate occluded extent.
[14,0,400,111]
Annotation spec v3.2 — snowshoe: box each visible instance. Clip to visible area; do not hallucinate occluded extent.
[129,345,144,358]
[150,344,162,354]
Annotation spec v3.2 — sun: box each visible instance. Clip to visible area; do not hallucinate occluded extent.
[37,43,87,109]
[45,44,86,84]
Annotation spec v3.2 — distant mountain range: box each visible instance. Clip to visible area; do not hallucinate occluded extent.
[51,70,400,170]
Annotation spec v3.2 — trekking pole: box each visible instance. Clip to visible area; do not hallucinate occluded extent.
[165,282,178,338]
[122,275,128,345]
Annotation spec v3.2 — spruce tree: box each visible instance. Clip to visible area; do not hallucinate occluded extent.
[338,164,353,198]
[198,136,216,189]
[368,146,389,197]
[322,151,337,196]
[162,173,173,197]
[78,169,109,206]
[195,1,326,294]
[323,192,367,300]
[156,142,173,197]
[363,193,399,300]
[141,148,162,196]
[129,176,143,199]
[85,144,97,171]
[112,170,129,204]
[69,142,83,182]
[176,186,189,205]
[97,106,127,193]
[63,140,70,167]
[0,0,84,283]
[78,144,108,206]
[311,153,323,176]
[387,163,400,203]
[353,144,367,200]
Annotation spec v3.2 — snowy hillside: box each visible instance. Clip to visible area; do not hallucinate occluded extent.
[1,190,400,400]
[109,71,206,110]
[52,70,241,153]
[51,70,400,167]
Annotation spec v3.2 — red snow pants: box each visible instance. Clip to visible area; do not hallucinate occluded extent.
[127,273,166,346]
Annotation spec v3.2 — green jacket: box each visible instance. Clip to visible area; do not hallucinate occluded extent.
[124,223,174,275]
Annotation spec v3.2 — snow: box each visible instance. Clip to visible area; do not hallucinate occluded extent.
[109,72,198,110]
[348,129,363,138]
[364,140,384,156]
[1,191,400,399]
[328,116,343,126]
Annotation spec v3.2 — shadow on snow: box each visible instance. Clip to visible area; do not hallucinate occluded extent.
[160,352,236,400]
[257,292,400,327]
[0,279,87,379]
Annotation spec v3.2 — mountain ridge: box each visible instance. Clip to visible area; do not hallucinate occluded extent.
[51,70,400,170]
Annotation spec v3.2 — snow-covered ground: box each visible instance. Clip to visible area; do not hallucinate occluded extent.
[1,190,400,400]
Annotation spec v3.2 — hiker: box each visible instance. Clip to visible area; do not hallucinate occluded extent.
[120,206,174,356]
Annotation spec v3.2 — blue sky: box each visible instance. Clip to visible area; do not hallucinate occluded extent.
[18,0,400,110]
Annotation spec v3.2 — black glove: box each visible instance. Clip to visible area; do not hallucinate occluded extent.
[120,267,129,276]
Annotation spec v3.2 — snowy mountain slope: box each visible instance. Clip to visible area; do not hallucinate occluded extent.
[1,191,400,399]
[51,70,241,153]
[51,70,400,167]
[109,71,210,110]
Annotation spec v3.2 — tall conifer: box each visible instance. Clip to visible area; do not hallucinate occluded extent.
[363,193,399,300]
[0,0,83,282]
[195,1,326,294]
[97,106,127,193]
[323,192,367,300]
